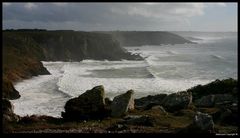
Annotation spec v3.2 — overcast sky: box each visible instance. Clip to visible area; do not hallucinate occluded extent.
[2,2,238,32]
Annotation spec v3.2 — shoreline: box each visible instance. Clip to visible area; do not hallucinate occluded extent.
[3,78,238,133]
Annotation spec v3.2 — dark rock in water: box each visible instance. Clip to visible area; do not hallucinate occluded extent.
[62,85,106,121]
[111,90,134,117]
[161,91,192,112]
[2,98,20,123]
[134,94,167,110]
[195,94,235,108]
[2,78,20,100]
[179,112,215,133]
[122,115,156,126]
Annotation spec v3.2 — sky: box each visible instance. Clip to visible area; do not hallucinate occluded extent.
[2,2,238,32]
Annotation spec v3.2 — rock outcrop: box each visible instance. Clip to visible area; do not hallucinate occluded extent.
[2,99,20,123]
[134,94,167,110]
[98,31,194,46]
[161,91,192,112]
[62,85,107,120]
[111,90,135,117]
[3,30,143,100]
[187,78,237,102]
[2,78,20,100]
[195,94,235,108]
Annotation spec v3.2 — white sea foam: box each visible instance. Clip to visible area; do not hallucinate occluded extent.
[11,34,237,117]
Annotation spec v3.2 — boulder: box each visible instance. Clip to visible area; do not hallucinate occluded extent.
[122,115,156,126]
[195,94,235,108]
[179,112,215,133]
[191,112,215,133]
[111,90,134,117]
[134,94,167,110]
[62,85,106,120]
[187,78,237,102]
[161,91,192,112]
[195,95,215,107]
[212,104,238,126]
[214,94,235,105]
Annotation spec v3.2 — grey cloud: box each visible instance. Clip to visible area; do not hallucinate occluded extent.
[2,3,235,31]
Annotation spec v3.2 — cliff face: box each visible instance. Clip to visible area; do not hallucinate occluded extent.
[5,31,141,61]
[98,31,193,46]
[3,32,50,99]
[2,30,142,99]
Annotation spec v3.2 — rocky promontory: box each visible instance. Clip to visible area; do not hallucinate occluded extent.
[2,30,143,100]
[96,31,194,46]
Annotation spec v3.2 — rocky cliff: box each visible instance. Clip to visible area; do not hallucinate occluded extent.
[2,30,142,99]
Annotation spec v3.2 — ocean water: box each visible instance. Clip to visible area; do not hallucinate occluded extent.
[11,32,238,117]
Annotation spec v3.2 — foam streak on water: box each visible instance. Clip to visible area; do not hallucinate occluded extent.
[11,33,237,117]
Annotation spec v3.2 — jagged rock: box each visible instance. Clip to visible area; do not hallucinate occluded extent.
[2,78,20,100]
[178,112,215,133]
[187,78,237,102]
[62,85,106,120]
[111,90,134,117]
[192,112,215,133]
[195,94,235,108]
[161,91,192,112]
[122,115,156,126]
[195,95,215,107]
[2,98,20,122]
[134,94,167,110]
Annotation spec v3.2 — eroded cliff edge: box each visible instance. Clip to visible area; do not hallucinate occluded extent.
[2,30,142,99]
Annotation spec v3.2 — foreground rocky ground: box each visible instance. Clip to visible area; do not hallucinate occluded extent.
[2,78,238,134]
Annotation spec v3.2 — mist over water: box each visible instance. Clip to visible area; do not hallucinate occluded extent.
[11,32,238,117]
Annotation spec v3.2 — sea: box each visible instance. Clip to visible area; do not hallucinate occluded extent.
[11,32,238,117]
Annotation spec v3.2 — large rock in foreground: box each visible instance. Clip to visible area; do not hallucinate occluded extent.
[134,94,167,110]
[180,112,215,133]
[111,90,134,117]
[161,91,192,112]
[62,85,106,120]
